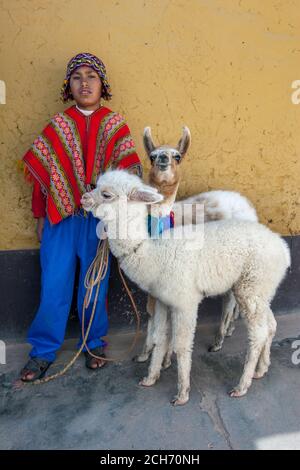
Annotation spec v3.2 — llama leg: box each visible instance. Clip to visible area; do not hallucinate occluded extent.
[226,300,240,337]
[162,312,173,369]
[134,314,155,362]
[134,296,157,362]
[229,300,269,397]
[209,290,236,352]
[162,341,173,369]
[146,294,156,316]
[139,301,169,387]
[163,305,180,369]
[254,307,277,379]
[171,305,198,406]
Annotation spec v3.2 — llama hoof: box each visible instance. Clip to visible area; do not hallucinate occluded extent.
[226,325,235,337]
[133,353,150,363]
[162,359,172,370]
[208,343,222,352]
[170,395,189,406]
[139,377,157,387]
[228,388,247,398]
[253,369,268,380]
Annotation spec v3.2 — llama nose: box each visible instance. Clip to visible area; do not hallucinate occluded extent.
[158,154,169,164]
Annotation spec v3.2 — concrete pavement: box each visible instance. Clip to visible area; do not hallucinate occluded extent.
[0,312,299,450]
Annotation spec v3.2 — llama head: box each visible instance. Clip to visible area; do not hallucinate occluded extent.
[144,126,191,191]
[81,169,164,223]
[143,126,191,171]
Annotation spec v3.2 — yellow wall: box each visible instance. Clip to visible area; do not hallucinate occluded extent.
[0,0,299,249]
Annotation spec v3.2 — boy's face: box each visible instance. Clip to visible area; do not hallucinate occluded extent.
[69,65,102,110]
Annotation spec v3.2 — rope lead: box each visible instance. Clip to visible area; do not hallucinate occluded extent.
[32,239,141,385]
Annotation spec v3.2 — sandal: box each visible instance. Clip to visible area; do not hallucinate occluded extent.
[20,358,52,383]
[84,346,107,370]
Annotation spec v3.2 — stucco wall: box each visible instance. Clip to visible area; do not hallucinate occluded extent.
[0,0,299,249]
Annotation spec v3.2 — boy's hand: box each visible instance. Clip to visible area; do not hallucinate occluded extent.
[36,217,45,242]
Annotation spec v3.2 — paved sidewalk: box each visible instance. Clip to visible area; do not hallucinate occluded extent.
[0,313,299,450]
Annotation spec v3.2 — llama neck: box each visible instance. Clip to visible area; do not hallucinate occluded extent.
[147,161,180,217]
[149,180,180,217]
[149,173,180,200]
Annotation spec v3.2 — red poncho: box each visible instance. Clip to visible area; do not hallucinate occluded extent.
[23,105,142,224]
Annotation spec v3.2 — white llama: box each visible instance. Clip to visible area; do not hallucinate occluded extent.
[81,170,290,405]
[141,126,258,360]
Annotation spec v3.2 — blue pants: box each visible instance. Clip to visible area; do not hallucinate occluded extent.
[28,210,111,363]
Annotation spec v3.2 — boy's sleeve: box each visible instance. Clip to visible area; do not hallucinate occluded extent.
[104,116,143,178]
[32,179,46,218]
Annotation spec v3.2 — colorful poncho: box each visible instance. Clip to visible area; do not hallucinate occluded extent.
[23,105,142,225]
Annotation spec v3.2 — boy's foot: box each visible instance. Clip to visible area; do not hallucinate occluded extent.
[84,346,107,369]
[20,358,52,382]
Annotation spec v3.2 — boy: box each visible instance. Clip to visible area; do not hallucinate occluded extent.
[20,52,142,381]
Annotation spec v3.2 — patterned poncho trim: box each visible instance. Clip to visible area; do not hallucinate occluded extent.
[23,105,142,225]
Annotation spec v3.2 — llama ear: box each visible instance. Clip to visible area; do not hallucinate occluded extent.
[176,126,191,158]
[129,187,164,204]
[143,127,156,156]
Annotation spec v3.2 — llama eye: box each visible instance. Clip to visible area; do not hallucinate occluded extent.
[173,154,181,163]
[102,191,113,199]
[150,155,156,163]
